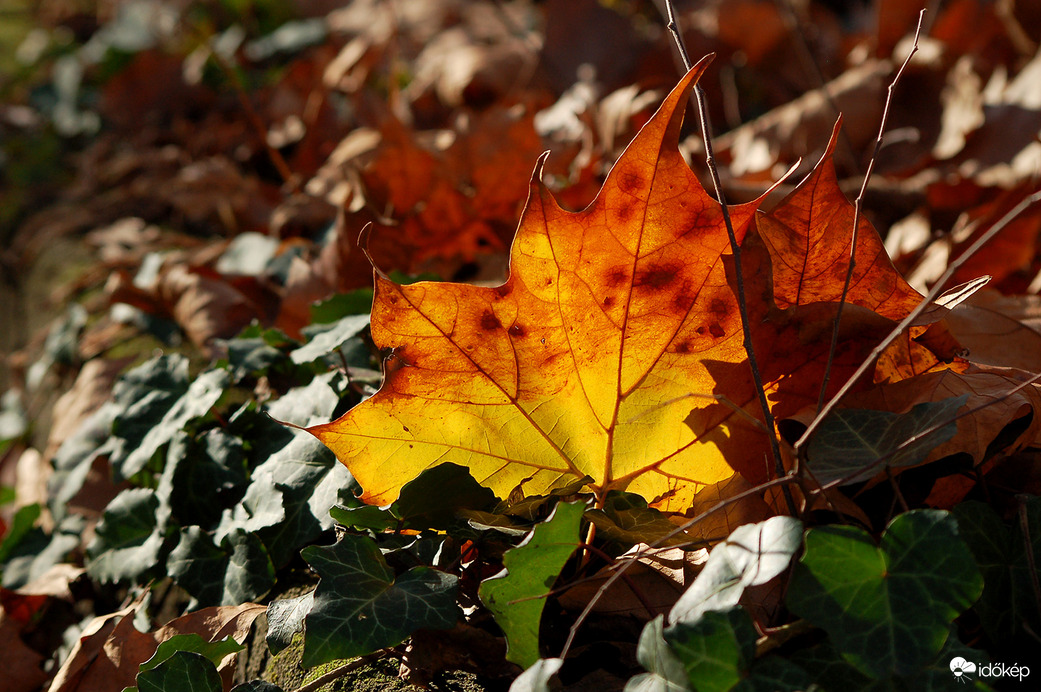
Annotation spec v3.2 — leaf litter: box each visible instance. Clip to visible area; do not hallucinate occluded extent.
[2,0,1041,690]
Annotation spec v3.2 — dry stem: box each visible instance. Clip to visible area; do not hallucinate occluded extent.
[817,10,926,414]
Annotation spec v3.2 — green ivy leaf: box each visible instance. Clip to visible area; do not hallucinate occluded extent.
[215,471,286,541]
[509,658,563,692]
[665,608,755,692]
[120,367,229,479]
[0,390,27,448]
[165,429,248,530]
[266,592,314,655]
[267,371,345,427]
[222,331,293,382]
[135,651,222,692]
[478,500,585,667]
[104,356,229,480]
[953,498,1041,652]
[329,503,399,532]
[310,289,374,323]
[300,534,458,667]
[168,526,276,606]
[670,516,802,625]
[626,615,690,692]
[392,463,499,530]
[86,488,167,584]
[0,503,42,564]
[290,314,371,364]
[664,608,807,692]
[786,509,983,679]
[140,634,243,674]
[805,396,967,485]
[1,514,83,588]
[789,632,992,691]
[332,463,498,533]
[49,401,120,522]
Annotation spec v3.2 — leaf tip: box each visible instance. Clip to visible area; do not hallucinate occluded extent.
[358,223,390,281]
[530,150,551,187]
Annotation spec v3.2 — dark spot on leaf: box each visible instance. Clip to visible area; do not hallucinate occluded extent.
[605,268,629,287]
[603,296,615,307]
[710,298,729,317]
[619,171,643,195]
[616,201,635,222]
[709,323,725,338]
[403,425,410,432]
[696,326,706,335]
[495,284,512,298]
[676,341,691,353]
[481,312,502,331]
[509,324,526,338]
[636,262,682,290]
[672,292,695,312]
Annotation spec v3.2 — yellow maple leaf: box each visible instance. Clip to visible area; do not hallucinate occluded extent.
[307,58,953,511]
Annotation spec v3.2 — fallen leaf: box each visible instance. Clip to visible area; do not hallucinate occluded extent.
[0,606,48,692]
[479,500,584,667]
[713,60,889,179]
[944,289,1041,372]
[309,58,956,510]
[310,61,758,510]
[46,597,264,692]
[826,366,1041,474]
[756,119,926,321]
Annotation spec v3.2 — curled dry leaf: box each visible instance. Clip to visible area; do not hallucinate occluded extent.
[46,598,265,692]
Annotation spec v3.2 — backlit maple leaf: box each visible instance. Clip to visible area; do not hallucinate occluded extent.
[308,58,953,511]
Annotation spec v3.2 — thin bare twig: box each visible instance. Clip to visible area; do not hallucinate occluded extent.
[796,188,1041,454]
[772,0,861,174]
[817,10,926,414]
[662,0,795,515]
